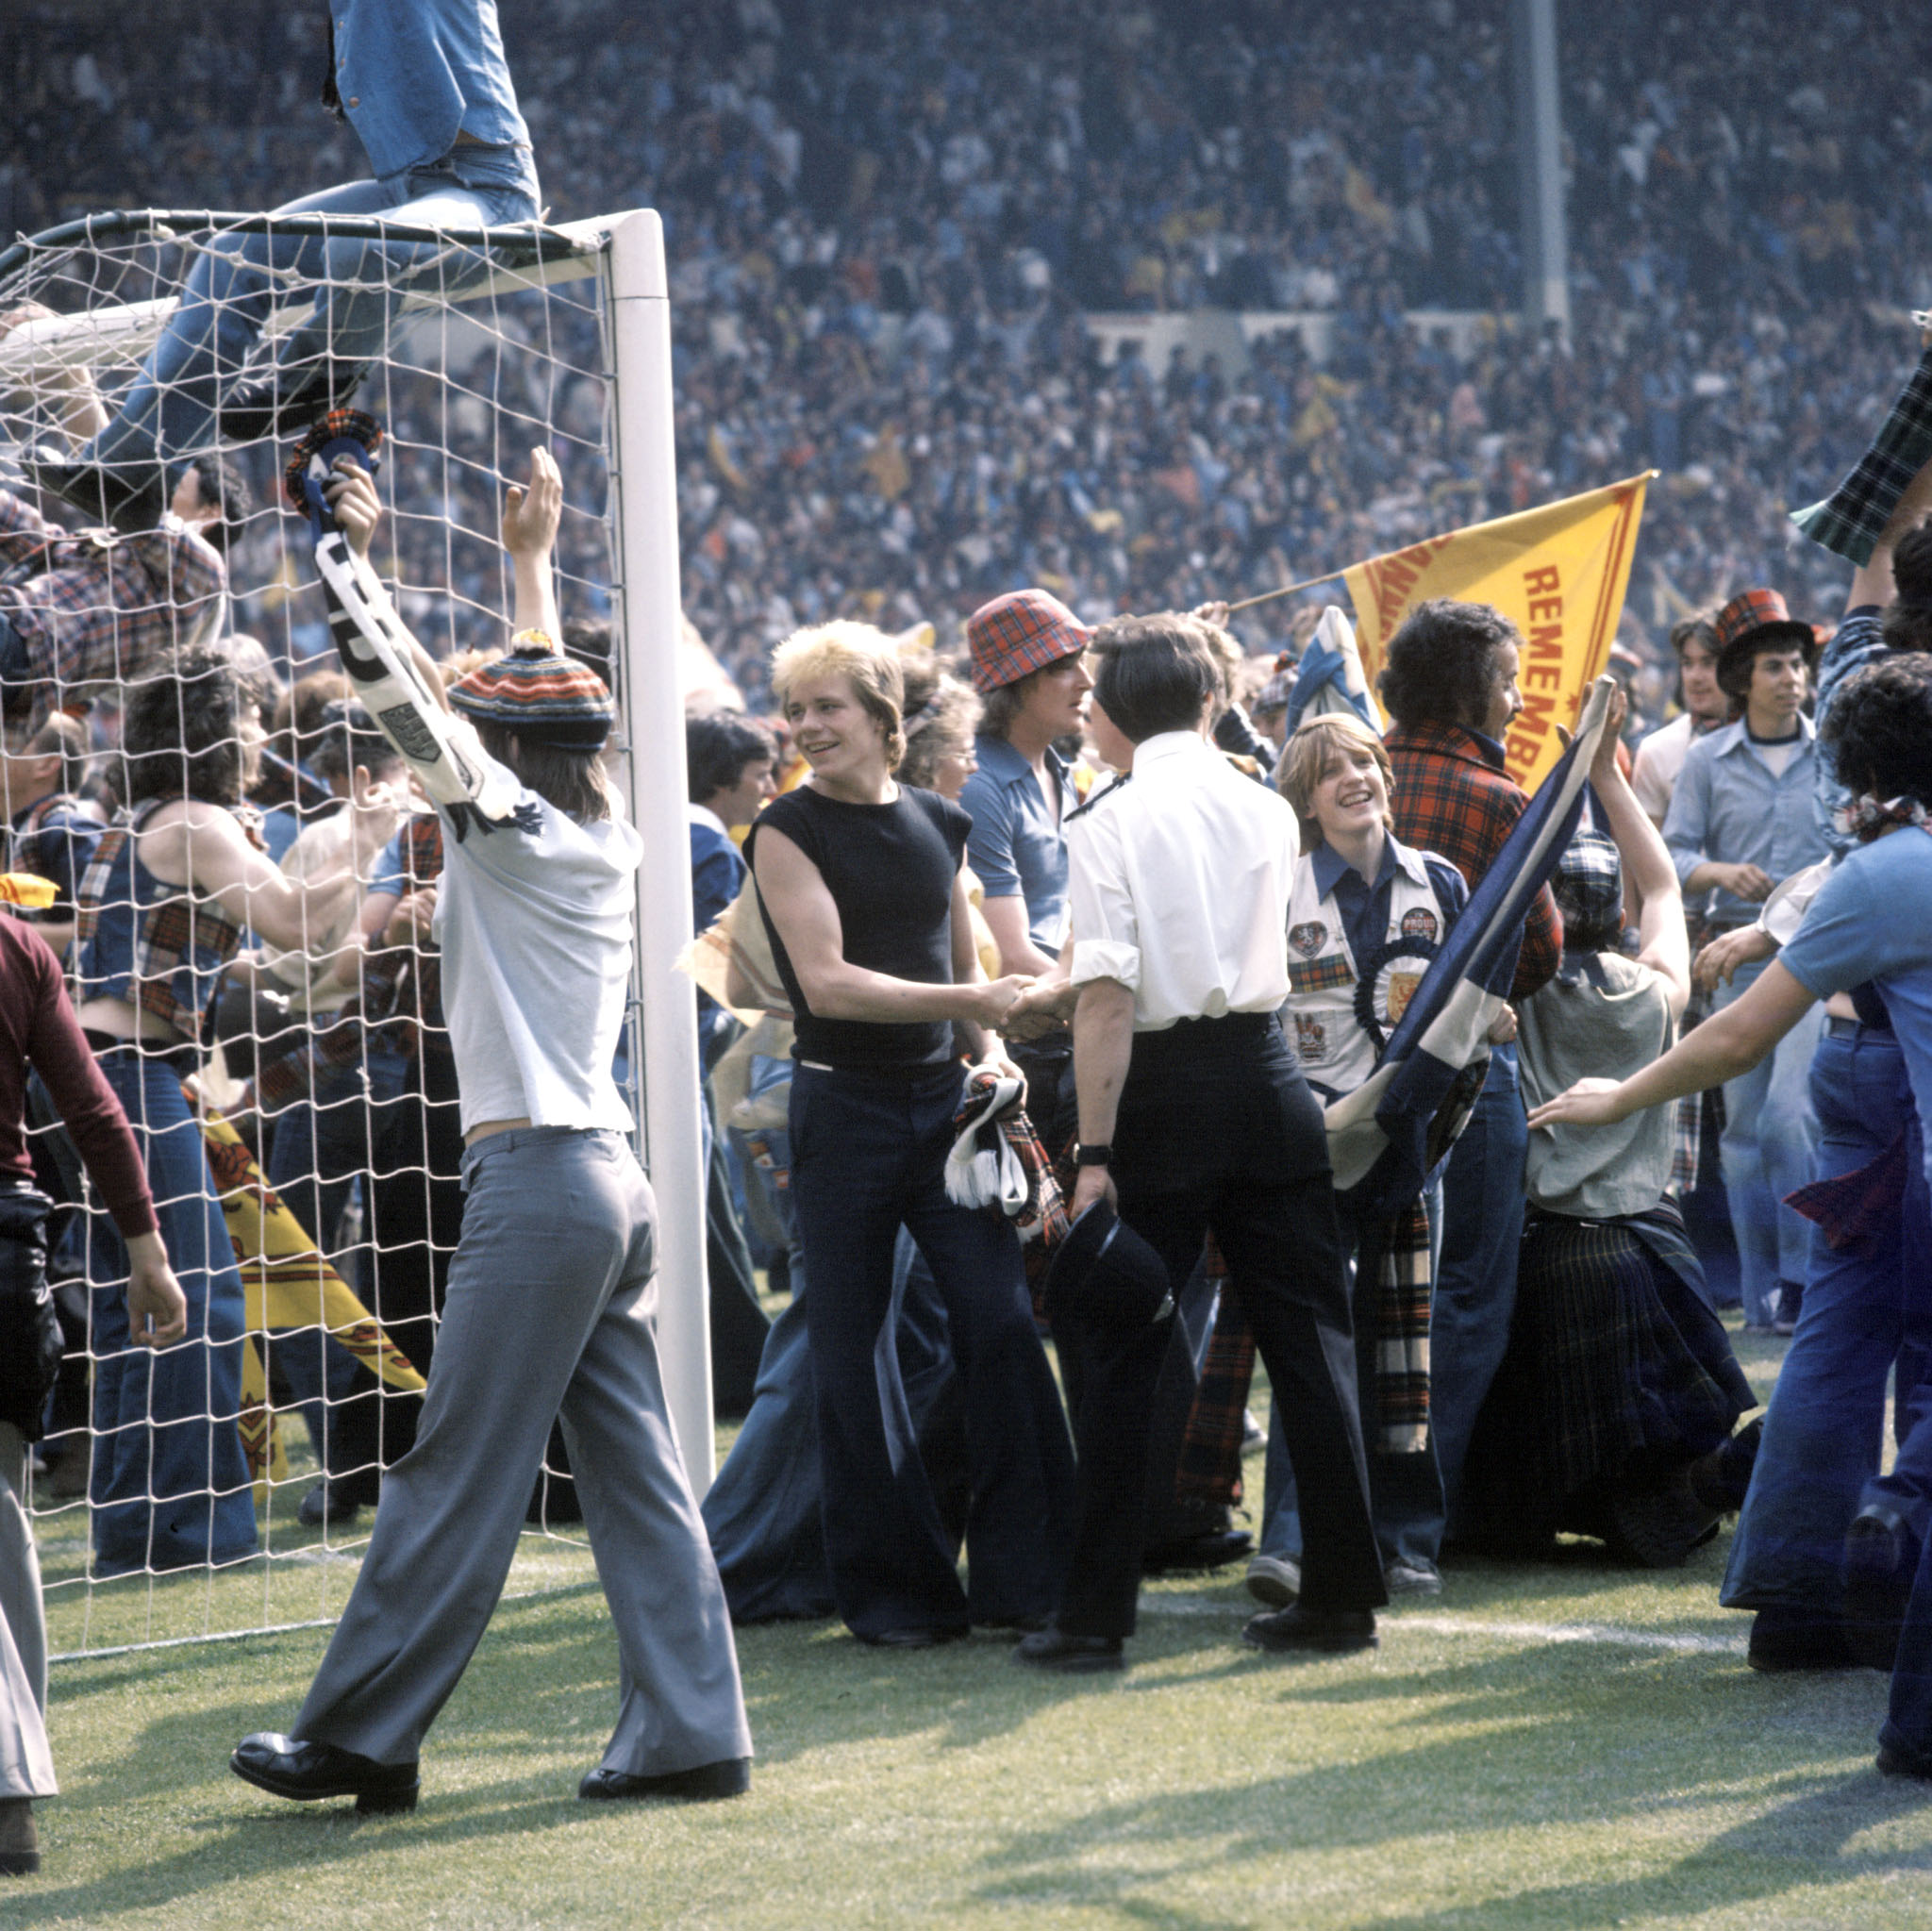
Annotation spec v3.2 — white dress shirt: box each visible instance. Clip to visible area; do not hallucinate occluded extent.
[1066,729,1298,1031]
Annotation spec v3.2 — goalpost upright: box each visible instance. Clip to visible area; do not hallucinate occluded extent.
[604,208,716,1492]
[0,202,721,1610]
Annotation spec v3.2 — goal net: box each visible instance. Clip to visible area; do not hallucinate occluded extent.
[0,205,708,1658]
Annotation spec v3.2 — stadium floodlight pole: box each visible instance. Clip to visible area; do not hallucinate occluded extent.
[1512,0,1572,338]
[606,208,717,1491]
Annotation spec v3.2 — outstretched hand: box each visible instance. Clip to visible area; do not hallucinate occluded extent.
[1525,1077,1630,1133]
[502,447,563,564]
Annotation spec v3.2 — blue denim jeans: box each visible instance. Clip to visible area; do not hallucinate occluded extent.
[788,1061,1074,1638]
[86,1053,258,1574]
[1722,1024,1932,1616]
[91,147,541,469]
[704,1068,1008,1624]
[1715,960,1824,1326]
[1433,1045,1528,1528]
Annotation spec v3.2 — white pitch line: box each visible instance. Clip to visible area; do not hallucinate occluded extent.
[1138,1595,1747,1654]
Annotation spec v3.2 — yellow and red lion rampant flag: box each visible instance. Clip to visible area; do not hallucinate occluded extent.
[1341,473,1652,792]
[189,1090,425,1497]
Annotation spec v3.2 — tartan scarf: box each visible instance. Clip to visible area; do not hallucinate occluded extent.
[1791,341,1932,566]
[1786,1127,1910,1253]
[946,1066,1070,1248]
[1174,1191,1437,1485]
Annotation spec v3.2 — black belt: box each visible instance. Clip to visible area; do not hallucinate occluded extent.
[1824,1014,1890,1040]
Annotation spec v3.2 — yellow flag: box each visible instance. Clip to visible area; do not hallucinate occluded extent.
[1341,474,1653,791]
[0,874,58,909]
[188,1090,426,1499]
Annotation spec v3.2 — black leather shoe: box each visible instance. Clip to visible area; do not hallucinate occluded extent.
[1877,1737,1932,1780]
[579,1758,751,1802]
[1242,1605,1378,1655]
[1844,1505,1918,1673]
[1746,1606,1854,1674]
[1011,1626,1125,1673]
[230,1732,419,1813]
[855,1626,969,1649]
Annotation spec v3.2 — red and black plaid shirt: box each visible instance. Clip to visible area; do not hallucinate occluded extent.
[1385,719,1562,1001]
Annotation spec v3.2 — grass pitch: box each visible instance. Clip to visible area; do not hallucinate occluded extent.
[13,1324,1932,1929]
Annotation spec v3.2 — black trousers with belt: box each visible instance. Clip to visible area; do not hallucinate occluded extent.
[1053,1012,1386,1636]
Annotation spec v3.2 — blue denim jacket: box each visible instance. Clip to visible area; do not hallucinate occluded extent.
[336,0,531,182]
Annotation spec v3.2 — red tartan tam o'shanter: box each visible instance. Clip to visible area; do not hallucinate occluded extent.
[965,588,1091,693]
[1710,588,1818,669]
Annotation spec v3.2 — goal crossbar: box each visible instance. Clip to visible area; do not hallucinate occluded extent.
[0,209,623,375]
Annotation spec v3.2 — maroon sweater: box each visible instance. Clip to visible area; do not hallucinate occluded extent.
[0,919,157,1238]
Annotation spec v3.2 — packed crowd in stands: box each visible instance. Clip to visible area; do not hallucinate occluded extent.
[6,0,1932,706]
[7,0,1932,1881]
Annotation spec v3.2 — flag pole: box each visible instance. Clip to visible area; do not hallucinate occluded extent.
[1225,568,1349,614]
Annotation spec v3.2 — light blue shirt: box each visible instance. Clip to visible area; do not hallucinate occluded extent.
[959,734,1072,957]
[1782,827,1932,1195]
[337,0,531,182]
[1662,714,1828,929]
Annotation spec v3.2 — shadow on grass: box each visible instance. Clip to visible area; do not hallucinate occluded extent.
[953,1616,1925,1923]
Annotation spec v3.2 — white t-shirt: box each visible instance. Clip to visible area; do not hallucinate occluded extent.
[1630,712,1694,823]
[432,758,641,1135]
[1067,729,1297,1031]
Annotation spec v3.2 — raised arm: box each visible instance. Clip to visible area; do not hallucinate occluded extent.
[1590,687,1690,1013]
[502,448,564,641]
[1847,456,1932,611]
[316,460,529,829]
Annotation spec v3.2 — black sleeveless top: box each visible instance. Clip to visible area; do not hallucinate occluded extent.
[747,783,971,1071]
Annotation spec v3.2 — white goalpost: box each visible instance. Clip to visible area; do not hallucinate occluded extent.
[0,204,713,1656]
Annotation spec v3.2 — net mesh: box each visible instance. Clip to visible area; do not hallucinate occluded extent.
[0,208,629,1655]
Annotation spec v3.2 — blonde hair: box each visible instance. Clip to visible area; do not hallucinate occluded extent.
[769,621,907,771]
[1277,712,1394,846]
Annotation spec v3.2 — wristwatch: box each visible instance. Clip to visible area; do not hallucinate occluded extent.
[1074,1143,1115,1167]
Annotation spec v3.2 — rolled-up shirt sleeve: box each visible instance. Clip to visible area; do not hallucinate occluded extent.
[1067,808,1141,990]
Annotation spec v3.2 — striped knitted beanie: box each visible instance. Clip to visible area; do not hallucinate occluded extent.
[448,643,614,750]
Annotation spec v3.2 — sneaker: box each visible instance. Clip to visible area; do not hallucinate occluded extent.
[1384,1558,1443,1598]
[297,1480,363,1528]
[1245,1554,1302,1607]
[1772,1279,1804,1337]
